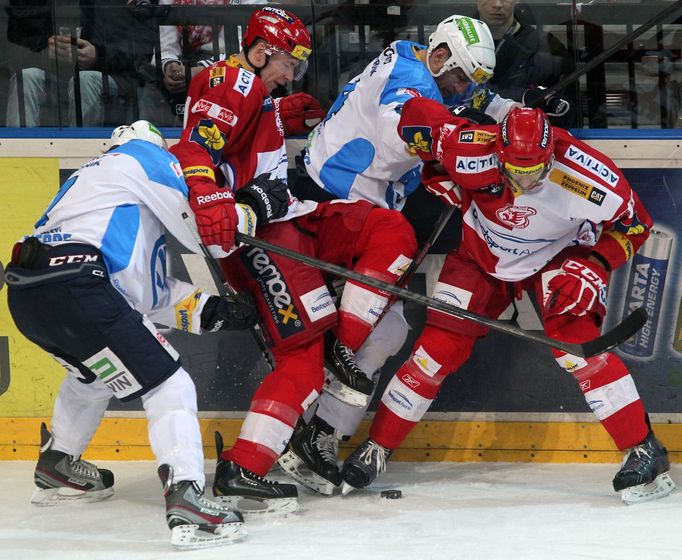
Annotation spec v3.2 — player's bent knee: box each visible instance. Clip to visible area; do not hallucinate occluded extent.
[141,367,198,415]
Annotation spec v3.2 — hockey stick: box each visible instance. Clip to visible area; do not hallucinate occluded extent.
[182,213,275,371]
[234,231,646,358]
[368,204,456,324]
[535,0,682,101]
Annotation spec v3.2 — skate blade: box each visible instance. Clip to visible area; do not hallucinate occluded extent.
[31,486,114,506]
[341,481,357,496]
[620,472,676,505]
[213,495,299,519]
[170,521,246,549]
[277,450,336,496]
[323,372,371,407]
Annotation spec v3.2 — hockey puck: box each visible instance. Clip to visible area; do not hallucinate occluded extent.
[380,489,402,499]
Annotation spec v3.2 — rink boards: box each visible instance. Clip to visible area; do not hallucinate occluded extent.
[0,135,681,462]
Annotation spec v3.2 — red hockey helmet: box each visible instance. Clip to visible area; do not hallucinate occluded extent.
[497,107,554,193]
[242,7,312,81]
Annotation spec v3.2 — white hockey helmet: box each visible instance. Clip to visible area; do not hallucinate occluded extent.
[110,120,168,150]
[427,15,496,84]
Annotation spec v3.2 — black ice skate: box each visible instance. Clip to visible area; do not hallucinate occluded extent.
[612,431,675,505]
[32,422,114,506]
[278,415,343,496]
[324,334,374,407]
[212,431,299,517]
[158,464,245,549]
[340,438,392,495]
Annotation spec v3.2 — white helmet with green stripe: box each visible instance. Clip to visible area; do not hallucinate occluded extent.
[110,120,168,150]
[427,15,496,84]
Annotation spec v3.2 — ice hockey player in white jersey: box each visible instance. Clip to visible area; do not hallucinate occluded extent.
[280,14,513,497]
[4,121,265,549]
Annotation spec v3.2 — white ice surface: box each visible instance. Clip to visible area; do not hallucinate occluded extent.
[1,461,681,560]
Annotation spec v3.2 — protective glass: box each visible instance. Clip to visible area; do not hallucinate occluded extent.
[500,157,553,194]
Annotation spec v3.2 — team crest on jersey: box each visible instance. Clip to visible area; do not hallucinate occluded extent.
[459,129,496,144]
[613,211,647,237]
[564,145,619,187]
[471,87,490,110]
[549,169,605,206]
[496,203,537,228]
[190,119,226,166]
[209,66,226,88]
[401,126,433,154]
[191,99,238,126]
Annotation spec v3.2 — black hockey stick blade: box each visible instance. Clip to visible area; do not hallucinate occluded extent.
[235,231,647,358]
[574,306,648,358]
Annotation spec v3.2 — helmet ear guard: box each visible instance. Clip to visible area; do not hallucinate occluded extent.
[427,15,496,83]
[110,120,168,150]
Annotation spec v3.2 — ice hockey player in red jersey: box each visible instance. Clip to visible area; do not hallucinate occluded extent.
[170,7,417,514]
[340,98,675,505]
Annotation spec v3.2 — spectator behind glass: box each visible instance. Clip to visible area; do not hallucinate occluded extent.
[5,0,157,127]
[476,0,575,126]
[139,0,266,125]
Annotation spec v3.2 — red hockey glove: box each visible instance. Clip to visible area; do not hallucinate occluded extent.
[421,161,462,208]
[188,182,238,253]
[275,93,326,136]
[543,257,608,318]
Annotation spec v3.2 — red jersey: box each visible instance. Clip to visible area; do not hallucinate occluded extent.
[398,98,652,281]
[170,57,315,220]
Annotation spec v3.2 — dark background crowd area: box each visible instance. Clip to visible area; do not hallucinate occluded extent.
[0,0,679,131]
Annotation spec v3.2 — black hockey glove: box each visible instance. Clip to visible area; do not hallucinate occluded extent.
[200,293,259,333]
[449,105,497,125]
[235,174,289,225]
[522,87,571,118]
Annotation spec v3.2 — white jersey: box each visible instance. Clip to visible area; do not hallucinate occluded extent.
[304,40,519,211]
[305,41,441,210]
[31,140,207,331]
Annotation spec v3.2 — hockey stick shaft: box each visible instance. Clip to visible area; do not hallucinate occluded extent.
[370,204,456,322]
[234,231,646,358]
[537,0,682,100]
[182,213,274,371]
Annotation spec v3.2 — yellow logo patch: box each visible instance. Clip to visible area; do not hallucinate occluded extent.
[198,124,225,151]
[182,166,215,180]
[549,169,606,206]
[290,44,311,61]
[175,290,202,332]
